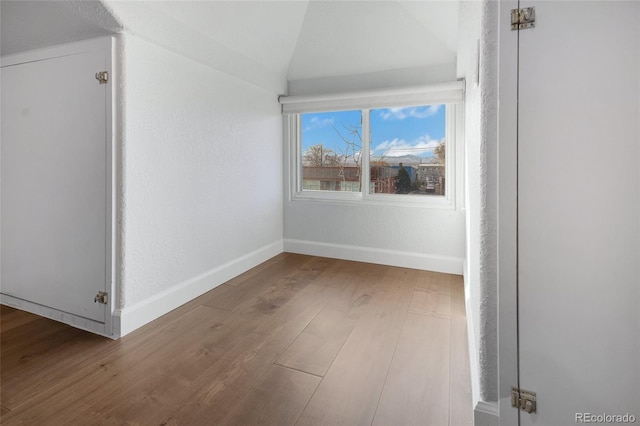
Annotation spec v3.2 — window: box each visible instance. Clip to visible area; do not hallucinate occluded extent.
[301,110,362,193]
[369,105,446,196]
[281,81,464,208]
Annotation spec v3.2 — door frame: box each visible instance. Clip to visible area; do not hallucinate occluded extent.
[0,36,117,338]
[497,0,519,424]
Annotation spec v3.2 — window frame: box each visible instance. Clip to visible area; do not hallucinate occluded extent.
[282,82,465,210]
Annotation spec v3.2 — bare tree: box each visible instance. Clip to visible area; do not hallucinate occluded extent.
[326,122,361,190]
[434,141,445,164]
[303,144,341,167]
[329,121,392,191]
[331,123,362,166]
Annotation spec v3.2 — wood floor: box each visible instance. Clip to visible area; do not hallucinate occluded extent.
[0,254,473,426]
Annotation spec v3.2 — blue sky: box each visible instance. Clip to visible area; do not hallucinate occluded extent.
[301,105,445,159]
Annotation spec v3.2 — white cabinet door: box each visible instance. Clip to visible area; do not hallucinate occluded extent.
[1,48,108,323]
[517,1,639,424]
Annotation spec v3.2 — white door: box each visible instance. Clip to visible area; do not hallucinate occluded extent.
[1,49,109,323]
[517,1,639,425]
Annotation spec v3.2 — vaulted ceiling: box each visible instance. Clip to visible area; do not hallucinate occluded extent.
[0,0,122,55]
[1,0,460,93]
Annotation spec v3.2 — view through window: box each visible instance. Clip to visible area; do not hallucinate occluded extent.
[301,110,362,192]
[300,105,446,196]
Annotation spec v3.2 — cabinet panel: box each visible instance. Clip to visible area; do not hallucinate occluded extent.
[1,49,108,323]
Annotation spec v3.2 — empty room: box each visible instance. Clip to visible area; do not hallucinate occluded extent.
[1,1,639,426]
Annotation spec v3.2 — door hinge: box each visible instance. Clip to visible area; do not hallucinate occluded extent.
[511,386,537,413]
[94,291,108,304]
[95,71,109,84]
[511,7,535,30]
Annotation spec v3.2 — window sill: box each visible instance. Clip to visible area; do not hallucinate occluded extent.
[291,190,457,210]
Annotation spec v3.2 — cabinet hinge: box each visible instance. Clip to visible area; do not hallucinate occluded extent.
[94,291,108,304]
[95,71,109,84]
[511,386,537,413]
[511,7,535,30]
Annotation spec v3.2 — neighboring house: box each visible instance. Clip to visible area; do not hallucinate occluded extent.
[417,163,445,195]
[302,164,423,195]
[302,166,360,192]
[370,164,417,194]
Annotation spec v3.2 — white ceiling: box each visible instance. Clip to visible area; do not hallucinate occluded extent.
[0,1,121,56]
[1,0,460,93]
[150,1,309,79]
[287,1,458,80]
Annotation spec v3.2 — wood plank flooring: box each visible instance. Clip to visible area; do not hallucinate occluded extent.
[0,253,473,426]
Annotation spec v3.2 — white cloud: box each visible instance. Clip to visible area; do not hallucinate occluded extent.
[379,105,442,120]
[304,116,334,131]
[373,135,443,157]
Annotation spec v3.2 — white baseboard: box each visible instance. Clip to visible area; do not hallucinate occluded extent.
[116,239,284,337]
[465,284,481,409]
[284,239,463,274]
[474,400,499,426]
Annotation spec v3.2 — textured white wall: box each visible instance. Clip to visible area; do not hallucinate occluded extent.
[283,108,465,273]
[119,35,283,311]
[287,64,457,97]
[458,0,483,404]
[458,0,498,405]
[284,200,465,271]
[478,0,499,404]
[282,3,465,269]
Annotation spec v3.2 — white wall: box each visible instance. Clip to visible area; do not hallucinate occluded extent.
[478,1,499,408]
[282,89,466,274]
[284,200,465,273]
[287,64,457,97]
[458,0,483,405]
[116,35,284,335]
[478,0,499,406]
[458,0,499,412]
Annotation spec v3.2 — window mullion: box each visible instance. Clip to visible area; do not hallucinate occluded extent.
[361,109,371,196]
[445,104,454,202]
[295,114,302,194]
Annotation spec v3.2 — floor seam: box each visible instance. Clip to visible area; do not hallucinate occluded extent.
[272,363,324,379]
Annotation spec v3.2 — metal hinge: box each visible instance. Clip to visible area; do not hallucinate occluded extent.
[94,291,108,304]
[511,7,535,30]
[511,386,537,413]
[95,71,109,84]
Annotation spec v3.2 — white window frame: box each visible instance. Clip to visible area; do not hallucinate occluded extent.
[281,81,465,210]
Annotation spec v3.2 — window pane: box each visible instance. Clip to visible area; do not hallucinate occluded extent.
[301,110,362,192]
[369,105,446,196]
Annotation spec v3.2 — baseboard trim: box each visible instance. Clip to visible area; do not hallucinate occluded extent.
[465,288,482,408]
[474,401,499,426]
[284,238,463,274]
[116,239,284,337]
